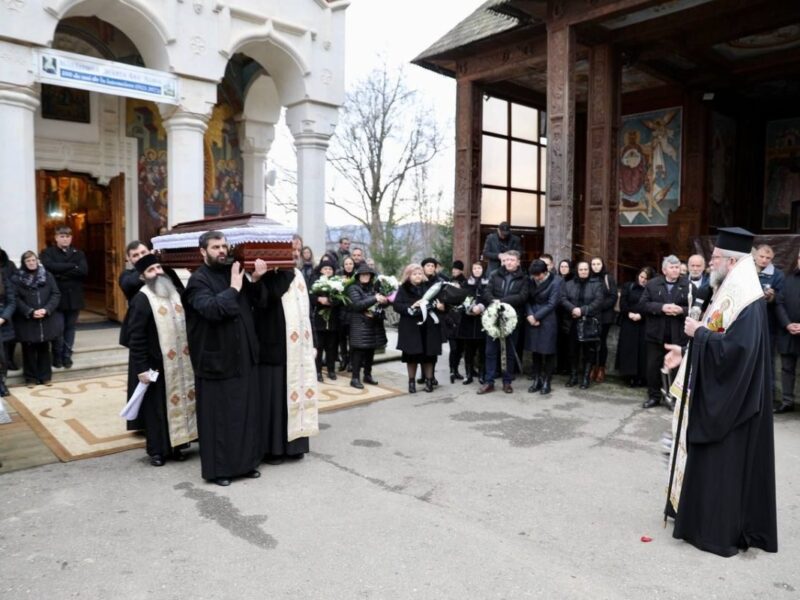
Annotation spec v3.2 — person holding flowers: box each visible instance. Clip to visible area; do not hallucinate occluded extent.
[394,263,445,393]
[346,263,389,389]
[310,255,349,382]
[457,261,489,385]
[336,255,357,372]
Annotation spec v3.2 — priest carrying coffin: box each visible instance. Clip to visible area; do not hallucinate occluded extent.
[663,227,778,557]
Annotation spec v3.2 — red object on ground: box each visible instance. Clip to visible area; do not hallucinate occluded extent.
[641,536,653,543]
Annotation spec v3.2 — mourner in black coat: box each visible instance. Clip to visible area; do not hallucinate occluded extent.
[555,259,574,374]
[560,261,604,389]
[0,269,16,396]
[457,262,489,385]
[0,248,18,372]
[615,267,654,387]
[637,256,690,408]
[346,263,389,389]
[420,257,448,385]
[13,252,62,386]
[335,256,356,372]
[309,255,342,381]
[589,257,618,383]
[476,251,529,394]
[525,260,562,395]
[394,264,444,393]
[444,261,468,382]
[482,221,522,276]
[774,256,800,413]
[40,227,87,368]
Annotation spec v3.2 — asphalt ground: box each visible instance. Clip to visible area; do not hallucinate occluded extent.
[1,363,798,600]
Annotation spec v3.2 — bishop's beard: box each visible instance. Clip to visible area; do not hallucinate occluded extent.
[145,274,176,299]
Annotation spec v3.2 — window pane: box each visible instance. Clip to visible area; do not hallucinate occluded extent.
[538,194,546,227]
[511,103,538,141]
[483,96,508,134]
[482,135,508,187]
[511,191,537,228]
[481,187,507,225]
[540,148,547,192]
[511,141,538,190]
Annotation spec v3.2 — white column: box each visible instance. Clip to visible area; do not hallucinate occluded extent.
[239,119,275,215]
[163,110,209,226]
[286,102,338,260]
[0,85,39,262]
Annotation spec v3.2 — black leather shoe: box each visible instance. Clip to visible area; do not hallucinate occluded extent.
[328,371,337,381]
[408,380,417,393]
[0,382,9,397]
[150,455,165,467]
[317,372,324,383]
[52,359,63,369]
[528,377,543,393]
[503,383,513,394]
[363,375,379,385]
[452,370,463,380]
[774,403,795,414]
[424,378,434,393]
[245,469,261,479]
[214,478,231,486]
[642,397,660,409]
[63,357,73,369]
[171,449,187,462]
[540,378,552,395]
[462,376,473,385]
[432,377,439,387]
[350,378,364,390]
[565,373,578,388]
[450,372,456,384]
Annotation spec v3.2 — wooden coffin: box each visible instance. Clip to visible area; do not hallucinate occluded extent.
[151,213,296,271]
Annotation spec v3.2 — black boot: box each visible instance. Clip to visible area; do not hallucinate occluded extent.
[0,379,8,397]
[565,370,578,387]
[424,378,434,393]
[528,376,543,393]
[363,373,379,385]
[540,377,552,395]
[408,379,416,394]
[579,365,592,389]
[450,370,456,384]
[453,369,463,381]
[463,362,474,384]
[317,371,324,383]
[350,377,364,390]
[328,370,337,381]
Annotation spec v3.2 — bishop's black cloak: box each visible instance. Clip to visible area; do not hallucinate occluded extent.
[672,299,778,557]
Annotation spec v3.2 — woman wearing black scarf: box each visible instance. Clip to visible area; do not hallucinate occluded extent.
[560,260,603,389]
[336,255,356,372]
[556,259,574,374]
[589,256,618,383]
[616,266,654,387]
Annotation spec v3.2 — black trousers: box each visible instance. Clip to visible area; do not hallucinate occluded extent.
[531,353,556,378]
[568,329,598,373]
[53,308,80,361]
[22,341,52,384]
[646,341,667,401]
[0,339,6,378]
[315,330,339,373]
[339,325,350,363]
[597,323,612,367]
[462,338,484,374]
[780,352,800,405]
[448,338,464,371]
[351,348,375,379]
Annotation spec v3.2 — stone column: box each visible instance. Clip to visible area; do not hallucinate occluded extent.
[162,110,209,226]
[544,25,576,262]
[454,79,483,264]
[239,119,275,215]
[0,84,39,261]
[584,43,620,272]
[286,102,338,260]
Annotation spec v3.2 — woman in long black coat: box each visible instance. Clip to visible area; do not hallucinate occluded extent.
[560,261,604,389]
[336,255,356,372]
[0,248,18,371]
[555,259,574,374]
[394,264,444,393]
[12,251,62,386]
[616,266,654,387]
[309,255,342,382]
[0,267,16,396]
[589,256,618,383]
[346,262,388,389]
[457,261,488,385]
[525,260,562,395]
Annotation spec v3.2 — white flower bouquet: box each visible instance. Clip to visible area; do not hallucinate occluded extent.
[481,301,518,340]
[311,275,351,325]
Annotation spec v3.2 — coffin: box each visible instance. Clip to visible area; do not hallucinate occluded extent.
[151,213,296,271]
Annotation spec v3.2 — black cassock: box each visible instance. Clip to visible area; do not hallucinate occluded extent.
[672,299,778,556]
[255,270,310,458]
[183,264,262,480]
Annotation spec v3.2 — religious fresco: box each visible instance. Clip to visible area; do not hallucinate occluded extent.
[618,107,682,227]
[708,113,736,228]
[203,103,244,217]
[126,99,168,246]
[763,118,800,230]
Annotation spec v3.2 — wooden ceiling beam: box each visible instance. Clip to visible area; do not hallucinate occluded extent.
[545,0,665,28]
[455,36,549,82]
[481,80,548,109]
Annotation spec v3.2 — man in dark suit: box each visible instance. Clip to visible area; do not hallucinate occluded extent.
[482,221,522,276]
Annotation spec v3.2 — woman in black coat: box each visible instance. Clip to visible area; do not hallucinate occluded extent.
[12,251,62,386]
[0,268,16,396]
[525,260,562,395]
[589,256,618,383]
[346,262,388,389]
[560,260,604,389]
[457,261,488,385]
[0,248,18,371]
[300,246,314,286]
[556,259,574,374]
[336,255,356,372]
[310,255,342,382]
[394,264,445,393]
[616,267,655,387]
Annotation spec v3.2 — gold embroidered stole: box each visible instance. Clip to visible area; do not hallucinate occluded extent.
[140,286,198,447]
[281,269,319,442]
[667,255,764,513]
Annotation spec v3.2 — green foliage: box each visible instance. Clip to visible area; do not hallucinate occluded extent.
[431,210,454,267]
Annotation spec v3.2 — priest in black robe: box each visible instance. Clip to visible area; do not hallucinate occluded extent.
[255,269,310,464]
[664,227,777,557]
[182,231,266,486]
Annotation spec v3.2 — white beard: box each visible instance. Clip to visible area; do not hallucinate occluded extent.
[709,266,727,290]
[146,274,176,299]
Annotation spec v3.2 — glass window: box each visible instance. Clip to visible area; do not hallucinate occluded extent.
[482,97,508,135]
[538,194,546,226]
[511,141,538,190]
[511,191,538,227]
[511,103,538,141]
[481,135,508,187]
[481,187,507,225]
[540,150,547,191]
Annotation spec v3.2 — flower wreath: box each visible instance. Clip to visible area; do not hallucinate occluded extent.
[481,302,518,340]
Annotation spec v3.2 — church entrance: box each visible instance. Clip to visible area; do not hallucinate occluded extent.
[35,170,126,322]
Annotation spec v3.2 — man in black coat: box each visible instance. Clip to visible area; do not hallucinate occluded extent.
[482,221,522,276]
[476,250,529,394]
[40,226,87,369]
[774,249,800,414]
[637,255,690,409]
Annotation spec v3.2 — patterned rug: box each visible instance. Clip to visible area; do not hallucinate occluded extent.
[7,374,403,462]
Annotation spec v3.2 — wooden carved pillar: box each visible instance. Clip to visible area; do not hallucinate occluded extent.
[453,78,483,263]
[584,43,620,272]
[544,25,576,262]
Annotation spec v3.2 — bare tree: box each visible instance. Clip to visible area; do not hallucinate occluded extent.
[327,64,442,275]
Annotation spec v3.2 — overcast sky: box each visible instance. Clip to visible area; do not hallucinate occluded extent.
[267,0,486,228]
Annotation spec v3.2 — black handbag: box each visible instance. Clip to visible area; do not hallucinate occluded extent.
[576,316,601,343]
[436,283,470,306]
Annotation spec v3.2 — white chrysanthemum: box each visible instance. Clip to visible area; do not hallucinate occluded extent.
[481,302,518,340]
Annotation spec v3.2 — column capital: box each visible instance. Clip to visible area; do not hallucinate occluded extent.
[0,84,39,112]
[162,109,210,134]
[285,100,339,148]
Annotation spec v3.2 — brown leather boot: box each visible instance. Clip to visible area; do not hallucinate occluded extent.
[595,366,606,383]
[589,366,599,381]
